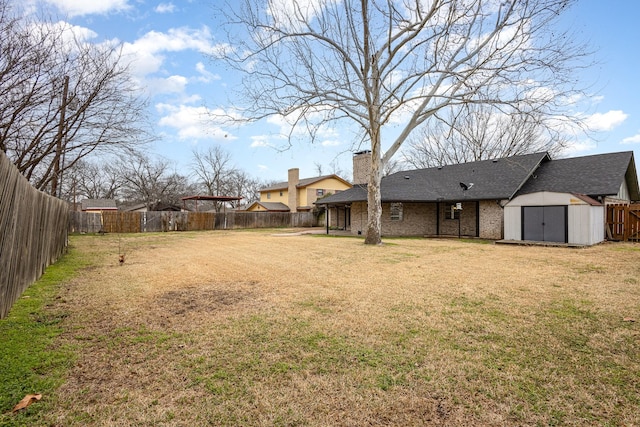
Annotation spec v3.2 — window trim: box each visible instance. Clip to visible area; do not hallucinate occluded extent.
[390,202,403,221]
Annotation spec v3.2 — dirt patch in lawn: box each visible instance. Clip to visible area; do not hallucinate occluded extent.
[45,230,640,426]
[156,284,255,314]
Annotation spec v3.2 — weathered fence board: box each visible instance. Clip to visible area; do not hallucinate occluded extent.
[0,152,69,319]
[69,211,320,234]
[69,211,103,233]
[103,212,141,233]
[606,204,640,242]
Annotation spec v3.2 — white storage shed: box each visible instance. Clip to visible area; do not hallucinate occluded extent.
[504,192,604,246]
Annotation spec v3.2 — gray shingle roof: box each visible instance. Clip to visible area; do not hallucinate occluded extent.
[316,185,368,205]
[516,151,639,200]
[247,201,290,211]
[261,174,350,191]
[316,152,549,205]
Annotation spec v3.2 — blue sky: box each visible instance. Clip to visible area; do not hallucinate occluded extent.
[14,0,640,183]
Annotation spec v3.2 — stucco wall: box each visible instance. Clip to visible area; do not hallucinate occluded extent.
[260,190,287,204]
[246,204,267,212]
[303,178,351,207]
[262,177,352,209]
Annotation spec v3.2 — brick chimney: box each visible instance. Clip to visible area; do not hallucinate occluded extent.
[288,168,299,212]
[352,150,372,185]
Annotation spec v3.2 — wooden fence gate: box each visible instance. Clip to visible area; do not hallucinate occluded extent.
[606,204,640,242]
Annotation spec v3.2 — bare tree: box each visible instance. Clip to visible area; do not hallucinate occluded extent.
[190,146,265,210]
[0,1,151,195]
[213,0,589,244]
[190,146,241,211]
[383,158,403,177]
[190,146,236,195]
[403,102,566,169]
[119,154,192,210]
[227,170,261,207]
[62,159,122,203]
[315,159,348,179]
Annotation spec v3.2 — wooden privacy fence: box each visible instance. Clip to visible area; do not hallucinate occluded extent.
[606,204,640,242]
[0,152,69,319]
[69,211,321,233]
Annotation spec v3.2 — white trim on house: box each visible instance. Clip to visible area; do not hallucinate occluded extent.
[618,180,630,201]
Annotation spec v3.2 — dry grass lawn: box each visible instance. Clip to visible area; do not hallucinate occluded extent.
[42,230,639,426]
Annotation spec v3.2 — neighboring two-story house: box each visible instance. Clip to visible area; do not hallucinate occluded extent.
[246,168,352,212]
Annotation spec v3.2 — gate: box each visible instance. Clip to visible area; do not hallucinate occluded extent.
[606,204,640,242]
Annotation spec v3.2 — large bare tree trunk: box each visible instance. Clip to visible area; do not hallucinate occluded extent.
[365,125,383,245]
[365,159,382,245]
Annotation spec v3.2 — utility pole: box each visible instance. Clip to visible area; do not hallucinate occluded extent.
[51,75,69,197]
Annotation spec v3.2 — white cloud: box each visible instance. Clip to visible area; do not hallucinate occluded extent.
[156,104,230,141]
[264,109,342,144]
[250,136,276,148]
[124,27,216,62]
[25,20,98,50]
[118,26,227,98]
[195,62,220,83]
[121,27,221,77]
[585,110,628,132]
[321,139,341,147]
[155,2,176,13]
[42,0,131,17]
[181,94,204,104]
[622,133,640,145]
[266,0,328,31]
[146,75,189,96]
[559,139,598,157]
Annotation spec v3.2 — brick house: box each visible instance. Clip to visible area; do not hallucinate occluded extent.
[316,151,639,244]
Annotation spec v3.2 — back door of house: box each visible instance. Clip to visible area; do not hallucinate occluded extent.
[522,206,567,243]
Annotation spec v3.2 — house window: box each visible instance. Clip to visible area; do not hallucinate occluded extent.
[390,203,403,221]
[316,189,324,196]
[279,191,283,196]
[267,193,271,199]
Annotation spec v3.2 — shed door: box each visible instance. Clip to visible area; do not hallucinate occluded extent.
[522,206,567,243]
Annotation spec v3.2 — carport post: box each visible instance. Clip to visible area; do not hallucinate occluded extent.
[326,206,329,234]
